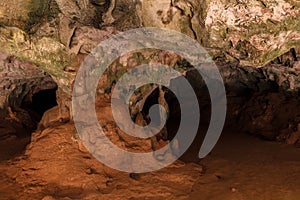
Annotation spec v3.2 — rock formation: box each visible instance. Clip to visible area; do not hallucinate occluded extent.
[0,0,299,144]
[0,0,300,199]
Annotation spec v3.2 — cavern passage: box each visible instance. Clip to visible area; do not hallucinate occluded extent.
[21,87,58,118]
[0,53,58,160]
[0,0,300,199]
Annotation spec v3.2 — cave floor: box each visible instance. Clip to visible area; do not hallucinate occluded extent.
[0,125,300,199]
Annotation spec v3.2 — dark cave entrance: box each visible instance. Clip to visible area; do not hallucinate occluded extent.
[21,87,58,123]
[19,85,59,136]
[0,78,58,161]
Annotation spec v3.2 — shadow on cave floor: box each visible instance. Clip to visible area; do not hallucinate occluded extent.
[189,129,300,200]
[0,128,31,161]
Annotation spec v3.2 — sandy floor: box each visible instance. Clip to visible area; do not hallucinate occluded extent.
[0,126,300,199]
[190,131,300,200]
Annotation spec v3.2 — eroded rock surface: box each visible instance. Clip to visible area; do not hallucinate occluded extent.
[0,50,57,148]
[141,0,300,66]
[0,0,298,126]
[1,1,300,199]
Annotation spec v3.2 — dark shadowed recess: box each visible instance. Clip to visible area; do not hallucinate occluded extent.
[21,87,58,121]
[139,58,300,163]
[0,83,58,161]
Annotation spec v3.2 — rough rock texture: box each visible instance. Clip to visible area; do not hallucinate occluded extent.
[140,0,300,66]
[0,0,52,30]
[0,0,105,31]
[1,1,300,199]
[97,48,300,146]
[0,51,57,140]
[0,0,299,163]
[0,0,298,125]
[223,59,300,142]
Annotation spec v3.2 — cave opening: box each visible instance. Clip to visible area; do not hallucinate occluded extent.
[21,87,58,122]
[0,79,58,161]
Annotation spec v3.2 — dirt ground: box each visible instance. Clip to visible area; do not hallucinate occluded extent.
[1,119,300,200]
